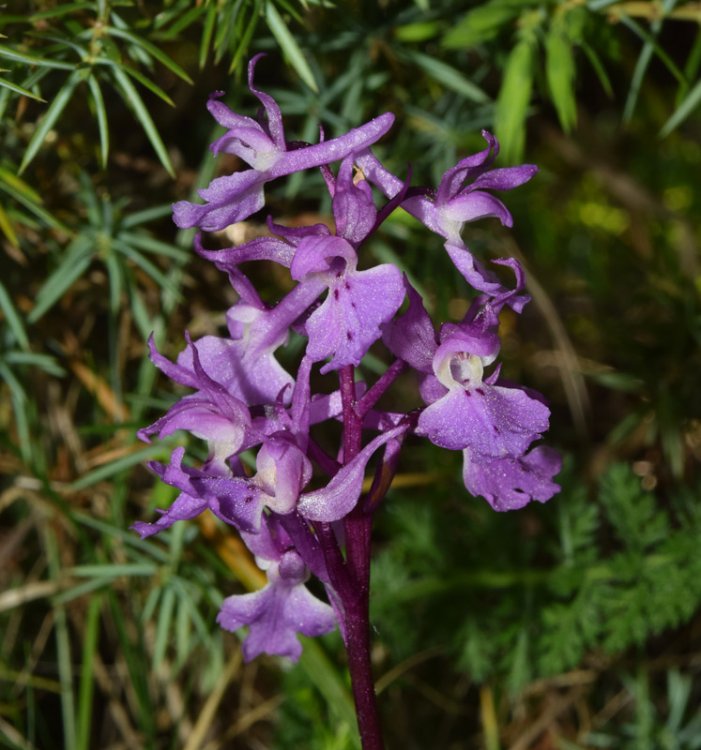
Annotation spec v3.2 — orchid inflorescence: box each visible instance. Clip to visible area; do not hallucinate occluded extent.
[134,54,560,708]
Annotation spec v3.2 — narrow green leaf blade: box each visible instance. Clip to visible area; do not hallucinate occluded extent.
[0,279,29,349]
[0,203,19,248]
[494,37,534,162]
[105,26,193,84]
[19,70,81,173]
[442,3,519,49]
[405,50,490,103]
[28,238,94,323]
[0,75,44,101]
[546,26,577,132]
[110,66,175,176]
[265,3,318,93]
[0,44,74,70]
[87,74,109,168]
[661,76,701,136]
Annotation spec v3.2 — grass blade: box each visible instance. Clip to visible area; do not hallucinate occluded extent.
[105,26,193,84]
[660,76,701,136]
[113,238,183,296]
[404,49,490,103]
[0,278,29,349]
[153,585,176,668]
[20,69,84,173]
[0,44,74,70]
[298,640,360,748]
[119,231,190,261]
[265,3,318,93]
[121,204,173,227]
[76,594,101,750]
[0,75,45,101]
[546,25,577,132]
[0,202,18,246]
[28,236,94,323]
[495,36,534,162]
[0,360,31,463]
[110,66,175,176]
[68,443,172,491]
[86,74,109,168]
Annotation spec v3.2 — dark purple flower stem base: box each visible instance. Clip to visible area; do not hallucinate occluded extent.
[338,366,386,749]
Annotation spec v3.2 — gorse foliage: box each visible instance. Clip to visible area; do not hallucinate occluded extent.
[0,1,700,748]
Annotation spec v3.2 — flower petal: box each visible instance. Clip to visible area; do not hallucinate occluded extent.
[298,424,407,521]
[463,445,562,510]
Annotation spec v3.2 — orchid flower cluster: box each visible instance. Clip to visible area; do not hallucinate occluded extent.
[134,56,560,675]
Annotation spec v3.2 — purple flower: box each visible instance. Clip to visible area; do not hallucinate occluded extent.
[173,55,395,232]
[217,549,336,661]
[291,235,404,372]
[135,58,560,682]
[417,330,550,456]
[357,134,536,307]
[462,445,562,511]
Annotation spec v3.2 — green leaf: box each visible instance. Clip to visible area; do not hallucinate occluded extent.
[86,74,109,168]
[580,39,613,98]
[28,2,92,21]
[110,66,175,176]
[494,37,534,162]
[199,2,218,70]
[104,251,123,316]
[113,238,183,296]
[28,237,94,323]
[4,351,65,377]
[394,20,443,43]
[119,231,189,262]
[153,586,176,668]
[76,594,101,750]
[546,25,577,132]
[0,202,17,246]
[0,360,31,463]
[19,69,84,173]
[102,59,174,106]
[404,50,490,103]
[0,280,29,348]
[121,204,172,227]
[105,26,193,84]
[660,76,701,136]
[621,14,685,123]
[0,75,45,101]
[229,4,260,75]
[0,165,42,203]
[0,44,75,70]
[265,3,318,93]
[67,443,171,491]
[70,563,158,578]
[442,2,519,48]
[298,640,360,748]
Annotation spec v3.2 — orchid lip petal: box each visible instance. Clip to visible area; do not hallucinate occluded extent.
[297,424,407,522]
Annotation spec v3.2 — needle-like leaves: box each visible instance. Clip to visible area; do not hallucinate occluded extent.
[20,69,86,174]
[265,2,318,92]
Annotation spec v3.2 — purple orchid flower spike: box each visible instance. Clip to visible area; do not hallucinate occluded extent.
[173,55,395,232]
[135,59,560,749]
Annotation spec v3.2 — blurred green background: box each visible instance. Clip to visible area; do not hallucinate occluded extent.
[1,1,700,748]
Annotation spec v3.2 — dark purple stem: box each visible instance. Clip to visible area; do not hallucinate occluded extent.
[337,365,385,750]
[357,359,407,418]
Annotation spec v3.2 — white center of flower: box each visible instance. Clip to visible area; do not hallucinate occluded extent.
[436,351,484,390]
